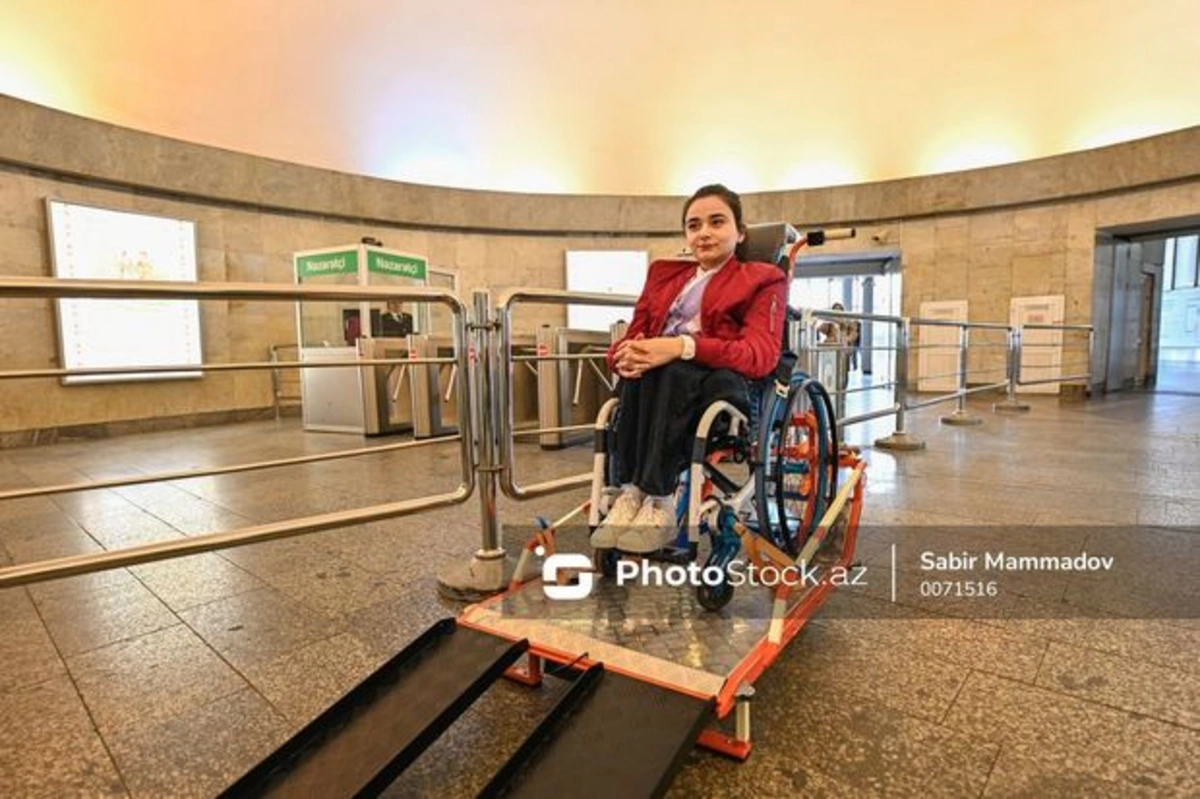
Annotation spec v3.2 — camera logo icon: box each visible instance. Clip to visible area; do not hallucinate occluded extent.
[539,548,594,600]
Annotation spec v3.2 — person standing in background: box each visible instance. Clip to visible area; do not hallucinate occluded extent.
[380,300,414,337]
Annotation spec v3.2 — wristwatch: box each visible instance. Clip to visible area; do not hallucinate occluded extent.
[680,335,696,361]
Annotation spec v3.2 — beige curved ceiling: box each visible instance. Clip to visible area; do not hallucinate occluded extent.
[2,0,1198,195]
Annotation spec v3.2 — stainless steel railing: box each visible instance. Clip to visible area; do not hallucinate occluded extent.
[0,278,474,588]
[0,273,1098,592]
[797,306,1094,448]
[495,287,637,500]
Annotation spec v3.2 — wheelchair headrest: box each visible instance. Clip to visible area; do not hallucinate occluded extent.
[735,222,800,272]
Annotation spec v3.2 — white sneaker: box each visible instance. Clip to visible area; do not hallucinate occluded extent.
[616,497,676,553]
[590,489,644,548]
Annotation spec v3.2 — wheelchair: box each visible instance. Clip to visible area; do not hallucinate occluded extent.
[585,222,864,611]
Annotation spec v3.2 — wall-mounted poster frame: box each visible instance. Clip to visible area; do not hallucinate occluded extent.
[46,199,203,384]
[564,250,648,332]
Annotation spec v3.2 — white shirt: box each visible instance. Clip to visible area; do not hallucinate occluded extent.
[662,262,724,337]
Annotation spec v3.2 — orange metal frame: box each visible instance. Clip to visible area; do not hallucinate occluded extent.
[461,454,866,762]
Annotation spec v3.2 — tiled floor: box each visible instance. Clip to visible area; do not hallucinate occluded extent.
[0,390,1198,798]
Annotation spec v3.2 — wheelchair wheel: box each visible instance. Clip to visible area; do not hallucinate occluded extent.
[696,578,734,611]
[776,403,822,554]
[594,547,620,578]
[757,376,837,556]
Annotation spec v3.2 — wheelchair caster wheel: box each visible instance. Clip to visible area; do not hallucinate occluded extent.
[696,580,734,611]
[594,548,620,578]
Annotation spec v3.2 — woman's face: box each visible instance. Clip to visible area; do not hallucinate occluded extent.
[684,195,744,268]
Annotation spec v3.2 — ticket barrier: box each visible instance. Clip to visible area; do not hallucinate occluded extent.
[534,327,615,450]
[357,337,415,436]
[305,336,461,438]
[299,345,370,434]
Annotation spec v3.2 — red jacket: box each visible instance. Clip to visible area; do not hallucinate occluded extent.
[606,256,788,379]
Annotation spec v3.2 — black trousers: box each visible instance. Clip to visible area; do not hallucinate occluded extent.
[615,362,750,496]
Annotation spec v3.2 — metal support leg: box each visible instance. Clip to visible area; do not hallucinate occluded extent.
[696,685,754,760]
[735,695,752,743]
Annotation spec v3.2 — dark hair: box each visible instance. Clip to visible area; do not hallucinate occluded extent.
[681,183,744,231]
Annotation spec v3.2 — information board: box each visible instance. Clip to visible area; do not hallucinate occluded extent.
[47,200,202,384]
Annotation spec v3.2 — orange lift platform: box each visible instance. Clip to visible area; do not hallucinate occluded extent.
[222,456,864,799]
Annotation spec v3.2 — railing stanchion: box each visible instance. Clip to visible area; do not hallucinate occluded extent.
[436,289,509,600]
[940,324,983,426]
[993,325,1031,413]
[874,317,926,451]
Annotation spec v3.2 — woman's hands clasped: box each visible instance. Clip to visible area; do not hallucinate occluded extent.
[614,335,684,379]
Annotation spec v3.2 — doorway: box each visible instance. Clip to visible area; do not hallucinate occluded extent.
[1093,225,1200,396]
[1156,234,1200,394]
[791,249,903,417]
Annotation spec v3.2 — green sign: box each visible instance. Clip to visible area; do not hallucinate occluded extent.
[296,249,358,279]
[367,250,427,280]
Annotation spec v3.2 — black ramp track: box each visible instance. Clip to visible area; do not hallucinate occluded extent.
[479,667,714,799]
[221,619,527,798]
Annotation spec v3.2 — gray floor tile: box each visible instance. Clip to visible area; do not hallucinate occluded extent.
[104,688,290,799]
[36,580,179,657]
[746,674,999,798]
[131,552,266,612]
[944,671,1199,794]
[255,557,414,616]
[1035,641,1200,728]
[178,586,343,671]
[981,746,1159,798]
[0,675,127,798]
[239,631,383,723]
[66,624,247,735]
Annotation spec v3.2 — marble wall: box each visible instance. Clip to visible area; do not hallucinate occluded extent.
[0,95,1197,437]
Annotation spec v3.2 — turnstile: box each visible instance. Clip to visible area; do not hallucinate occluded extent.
[535,327,615,449]
[300,336,459,438]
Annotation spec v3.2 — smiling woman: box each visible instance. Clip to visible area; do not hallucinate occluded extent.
[593,184,788,554]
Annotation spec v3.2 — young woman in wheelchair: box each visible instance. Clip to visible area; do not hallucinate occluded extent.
[591,184,788,554]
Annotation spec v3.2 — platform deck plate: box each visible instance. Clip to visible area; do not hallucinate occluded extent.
[461,572,820,698]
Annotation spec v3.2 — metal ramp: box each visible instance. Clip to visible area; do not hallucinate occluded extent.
[220,619,525,797]
[222,619,712,798]
[480,664,712,799]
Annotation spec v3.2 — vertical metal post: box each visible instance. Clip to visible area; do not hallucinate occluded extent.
[787,312,803,360]
[875,317,925,450]
[474,290,503,555]
[993,324,1031,413]
[941,324,982,426]
[436,289,508,600]
[802,313,819,378]
[1086,327,1096,396]
[735,698,752,743]
[269,346,282,421]
[535,325,563,449]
